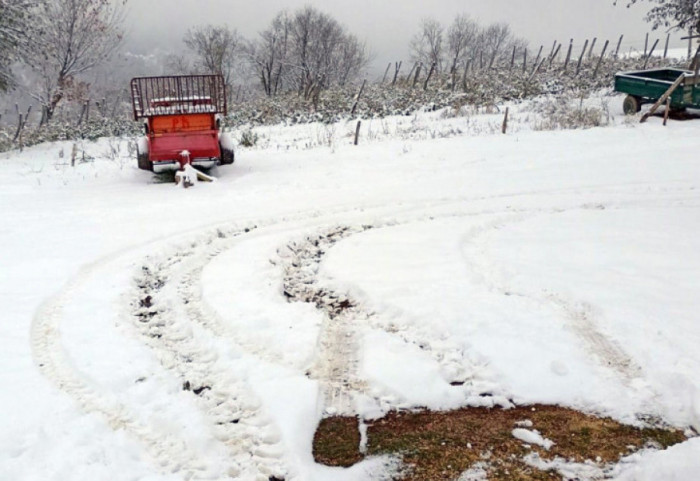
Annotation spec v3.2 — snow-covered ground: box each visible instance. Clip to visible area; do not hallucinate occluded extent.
[1,96,699,480]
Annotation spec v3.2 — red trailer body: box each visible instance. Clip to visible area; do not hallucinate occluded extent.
[130,75,234,173]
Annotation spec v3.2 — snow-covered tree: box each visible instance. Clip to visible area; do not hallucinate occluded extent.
[477,23,517,69]
[0,0,38,92]
[410,18,444,72]
[617,0,700,33]
[248,6,368,98]
[183,24,242,95]
[25,0,127,123]
[246,11,291,96]
[446,15,479,73]
[410,17,527,74]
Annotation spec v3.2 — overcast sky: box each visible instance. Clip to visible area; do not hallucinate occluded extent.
[125,0,690,72]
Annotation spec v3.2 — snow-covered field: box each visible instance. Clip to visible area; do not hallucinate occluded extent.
[1,96,699,480]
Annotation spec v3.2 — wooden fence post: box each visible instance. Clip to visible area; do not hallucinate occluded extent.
[614,35,624,58]
[404,62,416,83]
[382,63,391,83]
[690,44,700,71]
[354,120,361,145]
[564,39,573,69]
[593,40,610,77]
[588,37,597,58]
[351,79,366,116]
[549,43,561,67]
[12,106,31,142]
[644,33,649,58]
[643,39,659,69]
[423,63,436,90]
[575,39,589,76]
[529,58,545,81]
[412,63,422,88]
[502,107,509,134]
[391,61,402,86]
[689,27,693,60]
[533,45,543,68]
[13,114,23,142]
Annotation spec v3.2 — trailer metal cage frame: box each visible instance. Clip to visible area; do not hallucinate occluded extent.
[130,75,227,120]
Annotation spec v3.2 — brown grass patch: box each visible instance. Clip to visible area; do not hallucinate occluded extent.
[313,404,686,481]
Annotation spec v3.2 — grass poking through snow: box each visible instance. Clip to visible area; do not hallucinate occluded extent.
[313,404,686,480]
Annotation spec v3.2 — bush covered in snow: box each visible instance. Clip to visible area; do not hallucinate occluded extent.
[0,53,685,153]
[224,55,683,128]
[530,95,611,131]
[0,116,141,153]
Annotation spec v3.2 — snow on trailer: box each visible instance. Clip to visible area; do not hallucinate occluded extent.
[130,75,234,180]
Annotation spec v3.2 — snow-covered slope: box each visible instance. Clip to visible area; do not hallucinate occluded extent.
[1,98,698,480]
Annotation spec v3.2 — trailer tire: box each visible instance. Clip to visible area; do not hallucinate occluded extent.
[137,152,153,171]
[220,144,235,165]
[623,95,642,115]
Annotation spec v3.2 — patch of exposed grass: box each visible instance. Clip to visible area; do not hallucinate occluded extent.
[313,416,364,467]
[313,405,686,481]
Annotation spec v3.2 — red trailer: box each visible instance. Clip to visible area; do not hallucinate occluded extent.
[130,75,234,174]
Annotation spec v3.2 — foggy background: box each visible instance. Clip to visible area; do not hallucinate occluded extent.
[125,0,690,73]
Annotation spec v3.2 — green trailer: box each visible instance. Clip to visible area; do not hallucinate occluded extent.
[614,68,700,114]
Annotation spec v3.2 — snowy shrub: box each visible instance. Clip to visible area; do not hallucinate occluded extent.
[0,53,683,153]
[530,96,610,131]
[239,129,259,147]
[0,117,141,153]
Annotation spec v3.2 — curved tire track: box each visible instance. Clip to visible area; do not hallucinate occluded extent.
[279,224,513,414]
[31,259,224,480]
[132,226,292,481]
[30,188,683,478]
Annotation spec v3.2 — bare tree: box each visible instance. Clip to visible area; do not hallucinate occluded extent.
[165,54,194,76]
[24,0,126,123]
[446,15,479,73]
[0,0,40,92]
[410,18,444,73]
[334,35,369,86]
[183,24,241,95]
[289,6,339,97]
[246,11,291,96]
[249,6,368,98]
[478,23,515,68]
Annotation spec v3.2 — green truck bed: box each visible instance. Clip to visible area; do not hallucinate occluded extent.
[614,68,700,113]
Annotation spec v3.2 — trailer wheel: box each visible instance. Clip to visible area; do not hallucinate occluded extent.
[136,137,153,171]
[623,95,641,115]
[220,144,235,165]
[137,152,153,171]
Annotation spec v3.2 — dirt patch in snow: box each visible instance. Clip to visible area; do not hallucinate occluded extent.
[313,404,686,481]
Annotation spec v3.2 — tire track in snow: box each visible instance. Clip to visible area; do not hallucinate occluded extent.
[546,295,644,383]
[461,207,646,386]
[279,226,372,415]
[279,224,511,415]
[31,258,226,480]
[132,226,293,481]
[28,201,517,480]
[31,189,679,479]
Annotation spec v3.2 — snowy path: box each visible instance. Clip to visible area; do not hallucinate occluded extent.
[29,188,699,478]
[4,105,700,480]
